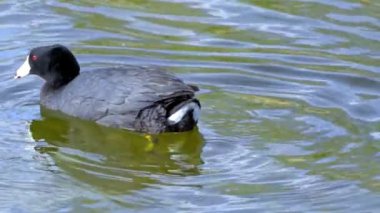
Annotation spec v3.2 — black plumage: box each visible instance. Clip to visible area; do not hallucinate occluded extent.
[16,45,201,133]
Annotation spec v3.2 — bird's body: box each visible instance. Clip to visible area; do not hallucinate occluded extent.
[40,66,199,133]
[15,45,200,133]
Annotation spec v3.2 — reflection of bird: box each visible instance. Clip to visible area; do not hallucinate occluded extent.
[30,108,204,194]
[144,135,157,152]
[15,44,201,133]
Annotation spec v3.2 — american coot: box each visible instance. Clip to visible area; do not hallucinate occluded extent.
[15,44,201,134]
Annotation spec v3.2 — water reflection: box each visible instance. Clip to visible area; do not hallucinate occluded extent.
[30,108,204,194]
[2,0,380,211]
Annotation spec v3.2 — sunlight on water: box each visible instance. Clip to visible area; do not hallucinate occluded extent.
[0,0,380,212]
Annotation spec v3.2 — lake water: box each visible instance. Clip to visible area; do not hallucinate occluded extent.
[1,0,380,212]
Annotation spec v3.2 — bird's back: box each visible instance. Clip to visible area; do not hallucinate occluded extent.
[40,66,199,133]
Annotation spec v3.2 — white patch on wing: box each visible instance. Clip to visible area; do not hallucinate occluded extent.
[168,102,200,125]
[15,56,30,79]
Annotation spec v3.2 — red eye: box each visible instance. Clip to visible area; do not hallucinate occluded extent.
[31,55,38,61]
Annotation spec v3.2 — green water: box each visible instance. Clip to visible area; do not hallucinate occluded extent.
[1,0,380,212]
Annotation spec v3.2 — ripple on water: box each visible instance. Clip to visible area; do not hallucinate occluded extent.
[1,0,380,212]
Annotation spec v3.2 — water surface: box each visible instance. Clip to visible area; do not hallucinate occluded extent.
[1,0,380,212]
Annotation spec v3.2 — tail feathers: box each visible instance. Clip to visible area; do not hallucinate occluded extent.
[168,103,199,124]
[166,100,200,132]
[135,98,200,133]
[168,100,200,124]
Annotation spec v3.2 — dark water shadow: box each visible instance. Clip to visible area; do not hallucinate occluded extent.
[30,107,204,194]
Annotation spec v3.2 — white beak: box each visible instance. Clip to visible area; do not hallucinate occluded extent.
[14,56,30,79]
